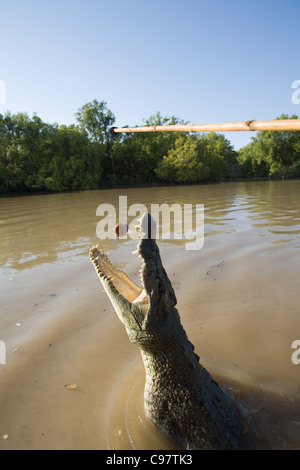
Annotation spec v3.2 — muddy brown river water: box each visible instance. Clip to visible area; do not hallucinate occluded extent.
[0,181,300,450]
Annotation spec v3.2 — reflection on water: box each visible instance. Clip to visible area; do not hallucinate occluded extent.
[0,181,300,449]
[2,181,300,274]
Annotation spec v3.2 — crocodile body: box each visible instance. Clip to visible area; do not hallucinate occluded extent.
[89,213,244,450]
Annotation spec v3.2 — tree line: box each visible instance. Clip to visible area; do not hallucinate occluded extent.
[0,99,299,193]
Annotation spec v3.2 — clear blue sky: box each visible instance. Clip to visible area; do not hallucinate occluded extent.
[1,0,299,149]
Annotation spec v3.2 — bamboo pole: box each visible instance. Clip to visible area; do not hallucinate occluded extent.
[112,119,300,134]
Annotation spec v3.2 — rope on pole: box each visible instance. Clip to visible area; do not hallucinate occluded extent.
[112,119,300,134]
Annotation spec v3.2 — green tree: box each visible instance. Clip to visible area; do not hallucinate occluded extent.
[0,112,46,190]
[75,100,116,185]
[237,114,300,178]
[156,133,232,183]
[75,100,115,145]
[256,114,300,177]
[0,111,103,192]
[156,135,203,183]
[42,124,102,191]
[111,112,187,184]
[200,133,235,180]
[237,138,269,178]
[0,113,14,191]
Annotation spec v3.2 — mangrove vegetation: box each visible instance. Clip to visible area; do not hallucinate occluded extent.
[0,99,299,193]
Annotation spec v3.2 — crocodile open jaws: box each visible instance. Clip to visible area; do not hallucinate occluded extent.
[89,213,244,450]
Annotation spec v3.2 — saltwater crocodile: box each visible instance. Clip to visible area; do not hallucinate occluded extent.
[89,213,244,450]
